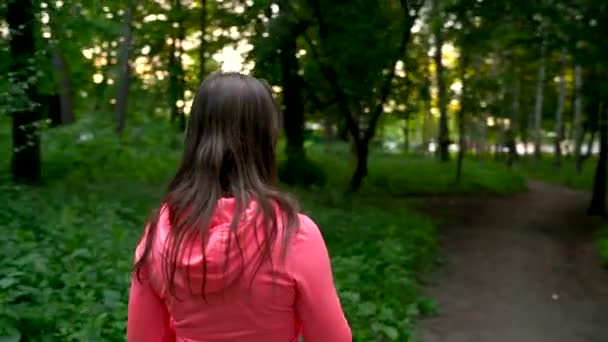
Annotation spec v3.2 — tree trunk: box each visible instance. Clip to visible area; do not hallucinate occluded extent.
[350,139,369,192]
[323,114,335,144]
[533,38,547,161]
[8,0,41,184]
[586,129,596,158]
[403,119,410,153]
[456,52,469,182]
[507,67,520,166]
[177,19,186,130]
[280,30,305,160]
[51,47,74,125]
[472,57,485,156]
[168,30,179,122]
[433,9,449,162]
[114,2,134,135]
[199,0,207,83]
[278,0,305,159]
[554,48,567,166]
[48,2,74,125]
[588,102,606,216]
[574,64,584,172]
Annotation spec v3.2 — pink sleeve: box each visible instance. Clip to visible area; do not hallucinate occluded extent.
[127,239,175,342]
[290,216,352,342]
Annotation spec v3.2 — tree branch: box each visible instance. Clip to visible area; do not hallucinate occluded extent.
[299,76,337,111]
[364,0,424,143]
[307,0,361,140]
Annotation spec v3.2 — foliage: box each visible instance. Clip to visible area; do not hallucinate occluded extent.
[278,155,327,188]
[0,119,441,341]
[300,192,438,341]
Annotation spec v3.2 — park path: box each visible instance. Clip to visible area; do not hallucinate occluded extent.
[417,181,608,342]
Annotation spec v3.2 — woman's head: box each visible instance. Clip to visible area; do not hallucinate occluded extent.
[183,72,280,193]
[135,72,299,298]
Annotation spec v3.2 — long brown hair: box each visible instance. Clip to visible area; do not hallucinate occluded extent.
[134,72,300,298]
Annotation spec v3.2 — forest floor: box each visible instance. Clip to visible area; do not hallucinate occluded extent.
[417,181,608,342]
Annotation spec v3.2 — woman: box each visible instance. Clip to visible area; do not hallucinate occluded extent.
[127,72,351,342]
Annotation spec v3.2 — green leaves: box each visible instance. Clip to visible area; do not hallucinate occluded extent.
[303,191,438,341]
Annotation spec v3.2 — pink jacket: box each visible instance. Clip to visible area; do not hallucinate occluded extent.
[127,198,352,341]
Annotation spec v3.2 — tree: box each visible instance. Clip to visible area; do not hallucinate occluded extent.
[456,51,469,182]
[249,0,326,186]
[432,0,450,162]
[168,0,187,130]
[573,64,584,172]
[532,35,547,161]
[47,1,74,125]
[553,47,567,166]
[588,102,606,216]
[199,0,208,83]
[114,1,135,135]
[307,0,424,191]
[7,0,41,183]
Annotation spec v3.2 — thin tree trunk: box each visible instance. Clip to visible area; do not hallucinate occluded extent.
[51,47,74,124]
[456,52,469,183]
[554,48,567,166]
[574,64,584,172]
[324,114,335,144]
[588,102,606,216]
[114,1,134,135]
[403,119,410,153]
[507,67,520,166]
[433,7,449,162]
[177,19,186,130]
[472,57,484,156]
[490,49,503,161]
[48,2,74,125]
[350,139,369,191]
[280,25,305,164]
[533,37,547,161]
[586,130,596,158]
[421,79,431,153]
[8,0,41,183]
[168,30,179,122]
[199,0,207,83]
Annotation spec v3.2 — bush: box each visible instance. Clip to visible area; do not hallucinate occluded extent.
[278,153,327,187]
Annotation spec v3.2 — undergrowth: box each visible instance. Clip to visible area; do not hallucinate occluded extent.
[0,118,524,341]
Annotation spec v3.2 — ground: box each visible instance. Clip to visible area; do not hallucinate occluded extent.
[418,181,608,342]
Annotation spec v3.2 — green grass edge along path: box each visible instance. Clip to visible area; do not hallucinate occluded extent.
[519,158,608,267]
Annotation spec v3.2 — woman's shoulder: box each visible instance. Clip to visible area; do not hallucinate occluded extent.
[286,213,327,254]
[294,213,322,238]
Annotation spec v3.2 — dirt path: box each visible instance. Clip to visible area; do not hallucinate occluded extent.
[417,181,608,342]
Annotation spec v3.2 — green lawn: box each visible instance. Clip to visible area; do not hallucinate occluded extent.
[0,119,525,341]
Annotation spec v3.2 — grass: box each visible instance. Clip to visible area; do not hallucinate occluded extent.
[517,157,596,191]
[0,118,525,341]
[308,144,527,196]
